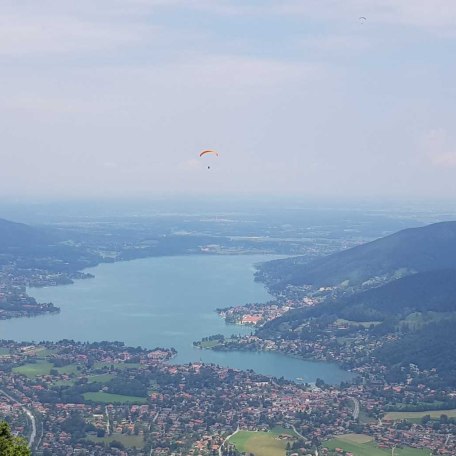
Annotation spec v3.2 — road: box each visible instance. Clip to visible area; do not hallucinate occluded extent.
[105,406,111,434]
[149,413,160,456]
[350,396,360,420]
[219,426,240,456]
[291,424,306,440]
[0,388,37,448]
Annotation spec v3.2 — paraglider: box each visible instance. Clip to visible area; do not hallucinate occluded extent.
[199,150,219,169]
[359,16,367,23]
[199,150,219,158]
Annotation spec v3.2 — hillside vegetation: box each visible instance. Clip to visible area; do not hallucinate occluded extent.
[0,218,55,252]
[258,221,456,288]
[256,222,456,388]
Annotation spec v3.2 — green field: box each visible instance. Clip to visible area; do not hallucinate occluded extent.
[269,426,299,437]
[53,379,76,387]
[325,435,430,456]
[384,409,456,421]
[83,392,147,404]
[0,348,11,355]
[386,401,445,411]
[13,361,81,378]
[13,361,54,377]
[229,428,296,456]
[358,409,376,424]
[199,339,223,349]
[334,434,374,444]
[87,373,115,384]
[89,433,144,448]
[56,363,81,375]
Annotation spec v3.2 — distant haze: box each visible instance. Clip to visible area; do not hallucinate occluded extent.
[1,1,456,199]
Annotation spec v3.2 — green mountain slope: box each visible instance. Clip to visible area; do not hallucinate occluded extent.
[375,319,456,387]
[260,269,456,336]
[330,269,456,321]
[260,221,456,288]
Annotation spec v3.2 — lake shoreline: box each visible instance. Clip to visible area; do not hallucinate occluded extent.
[1,255,354,384]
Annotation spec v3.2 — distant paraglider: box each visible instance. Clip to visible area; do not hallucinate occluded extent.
[199,150,219,169]
[359,16,367,23]
[199,150,219,157]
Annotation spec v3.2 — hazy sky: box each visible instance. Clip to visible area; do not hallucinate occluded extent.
[1,0,456,199]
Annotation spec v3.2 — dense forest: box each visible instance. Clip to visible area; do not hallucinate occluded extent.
[375,319,456,387]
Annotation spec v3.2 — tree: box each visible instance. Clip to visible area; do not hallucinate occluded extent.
[0,421,31,456]
[421,414,431,425]
[110,440,125,450]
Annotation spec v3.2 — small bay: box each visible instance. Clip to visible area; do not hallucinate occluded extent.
[0,255,353,384]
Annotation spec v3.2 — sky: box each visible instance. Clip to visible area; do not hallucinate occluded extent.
[1,0,456,200]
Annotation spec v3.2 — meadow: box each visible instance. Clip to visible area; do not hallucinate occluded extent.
[325,434,430,456]
[229,427,297,456]
[89,433,144,448]
[83,391,147,404]
[384,409,456,421]
[13,360,81,378]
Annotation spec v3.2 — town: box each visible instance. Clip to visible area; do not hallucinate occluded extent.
[1,336,455,455]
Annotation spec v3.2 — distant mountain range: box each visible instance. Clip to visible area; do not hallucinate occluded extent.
[0,217,99,271]
[261,221,456,288]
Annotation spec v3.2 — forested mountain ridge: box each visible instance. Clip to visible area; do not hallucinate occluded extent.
[375,318,456,387]
[259,268,456,337]
[0,217,100,271]
[258,221,456,288]
[0,217,55,251]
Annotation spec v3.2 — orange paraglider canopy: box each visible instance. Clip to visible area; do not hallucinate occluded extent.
[199,150,219,157]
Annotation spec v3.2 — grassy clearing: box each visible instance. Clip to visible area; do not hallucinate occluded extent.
[52,379,76,387]
[13,360,82,378]
[199,339,223,349]
[89,433,144,448]
[403,311,449,330]
[83,392,147,404]
[87,374,115,384]
[0,348,10,356]
[384,409,456,421]
[270,426,299,438]
[229,429,296,456]
[325,438,430,456]
[358,409,376,424]
[337,434,373,444]
[56,363,81,375]
[386,401,445,411]
[13,361,54,377]
[336,319,381,328]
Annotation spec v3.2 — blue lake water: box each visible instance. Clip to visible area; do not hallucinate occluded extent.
[0,255,353,384]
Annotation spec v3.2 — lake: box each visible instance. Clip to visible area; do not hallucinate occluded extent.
[0,255,353,384]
